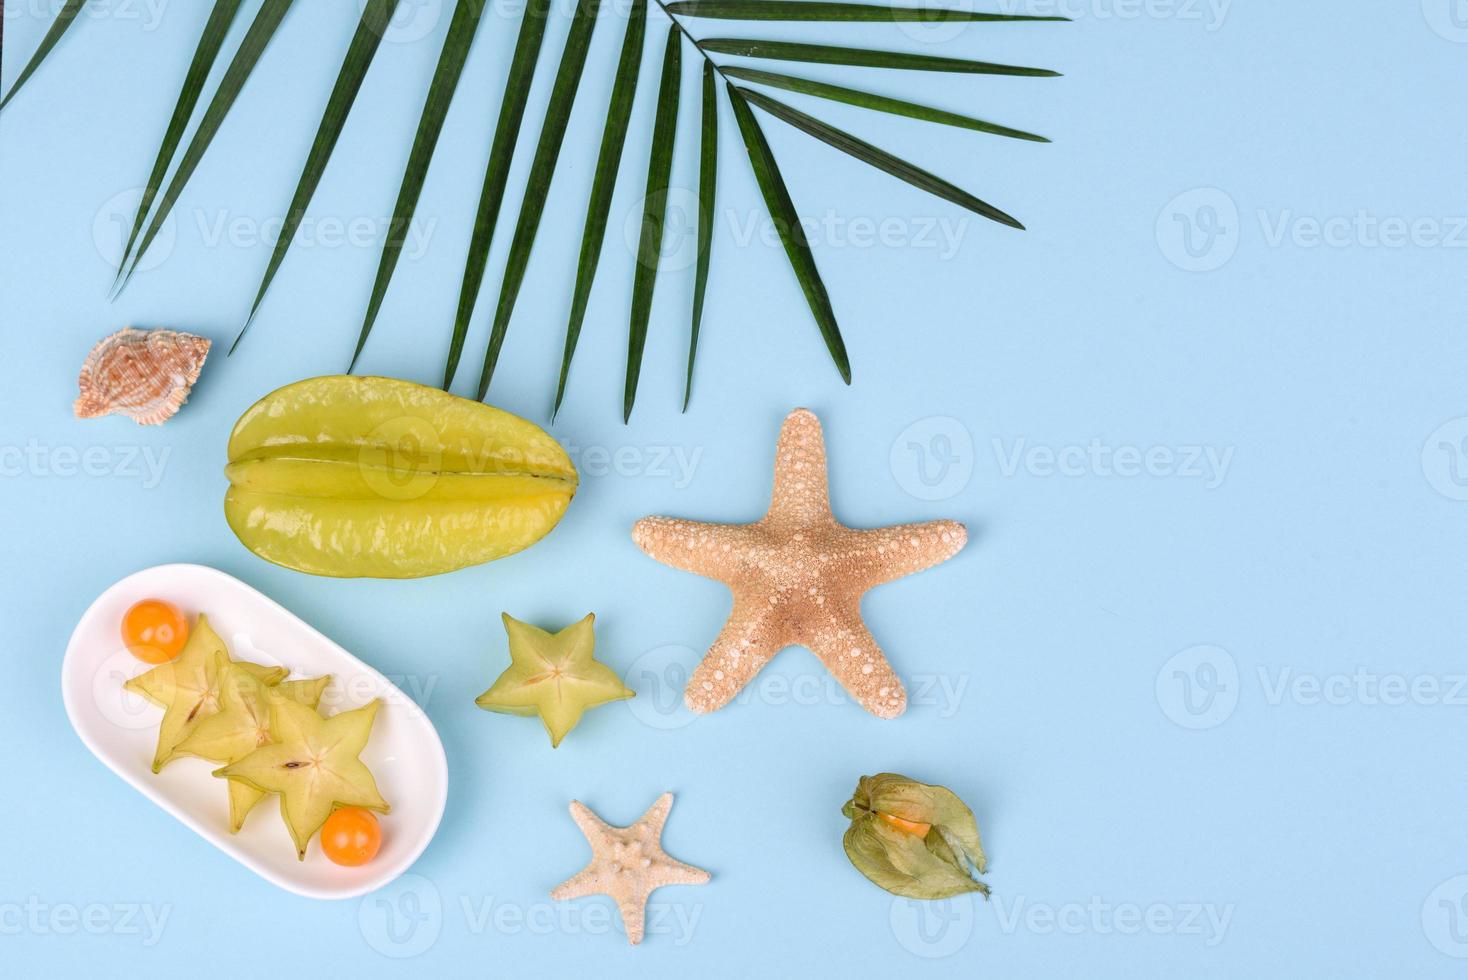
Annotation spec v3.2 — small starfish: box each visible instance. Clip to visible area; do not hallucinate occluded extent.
[550,792,710,945]
[633,408,967,719]
[475,613,633,747]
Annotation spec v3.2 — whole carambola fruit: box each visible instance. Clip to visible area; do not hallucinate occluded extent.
[225,376,578,578]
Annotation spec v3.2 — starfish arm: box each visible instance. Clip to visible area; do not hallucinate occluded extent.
[766,408,833,526]
[654,859,712,887]
[806,613,907,719]
[567,800,614,846]
[617,890,650,946]
[632,517,755,577]
[684,602,783,714]
[549,864,601,902]
[636,792,674,838]
[846,520,967,589]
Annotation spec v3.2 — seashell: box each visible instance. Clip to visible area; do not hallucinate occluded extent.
[74,327,211,426]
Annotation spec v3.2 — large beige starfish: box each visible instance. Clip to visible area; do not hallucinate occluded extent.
[633,408,967,719]
[549,792,710,945]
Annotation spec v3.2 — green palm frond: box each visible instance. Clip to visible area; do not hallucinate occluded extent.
[444,0,552,389]
[738,87,1022,229]
[727,83,849,384]
[665,1,1067,22]
[554,0,648,419]
[116,0,245,289]
[476,0,603,401]
[26,2,1064,416]
[236,0,403,349]
[700,38,1059,76]
[116,0,296,295]
[722,66,1047,142]
[351,0,486,371]
[686,60,718,412]
[624,25,683,422]
[0,0,87,112]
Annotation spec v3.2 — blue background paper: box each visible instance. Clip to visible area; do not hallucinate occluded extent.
[4,0,1468,975]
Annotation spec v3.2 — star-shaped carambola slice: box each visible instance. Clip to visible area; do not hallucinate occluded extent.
[475,613,633,747]
[633,409,967,719]
[123,614,288,772]
[214,698,389,860]
[173,664,332,832]
[550,793,710,946]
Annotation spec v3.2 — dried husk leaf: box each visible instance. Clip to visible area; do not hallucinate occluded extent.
[842,772,989,899]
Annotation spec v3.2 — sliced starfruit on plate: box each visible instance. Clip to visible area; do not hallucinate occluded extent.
[173,663,332,832]
[124,615,288,773]
[215,698,390,860]
[224,375,578,578]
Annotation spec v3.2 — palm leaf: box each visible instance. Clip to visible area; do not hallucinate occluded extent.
[0,0,87,112]
[738,87,1021,228]
[117,0,296,293]
[665,1,1066,22]
[624,25,682,423]
[475,0,602,401]
[350,0,486,372]
[553,0,647,418]
[725,84,849,383]
[685,59,716,411]
[115,0,244,289]
[700,39,1058,76]
[723,66,1046,142]
[443,0,552,389]
[233,0,402,351]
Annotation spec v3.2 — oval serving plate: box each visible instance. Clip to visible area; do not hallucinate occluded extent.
[61,563,448,900]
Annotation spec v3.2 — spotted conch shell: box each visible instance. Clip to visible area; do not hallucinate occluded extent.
[74,328,211,426]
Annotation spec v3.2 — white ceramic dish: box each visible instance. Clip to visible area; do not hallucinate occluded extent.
[61,563,448,900]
